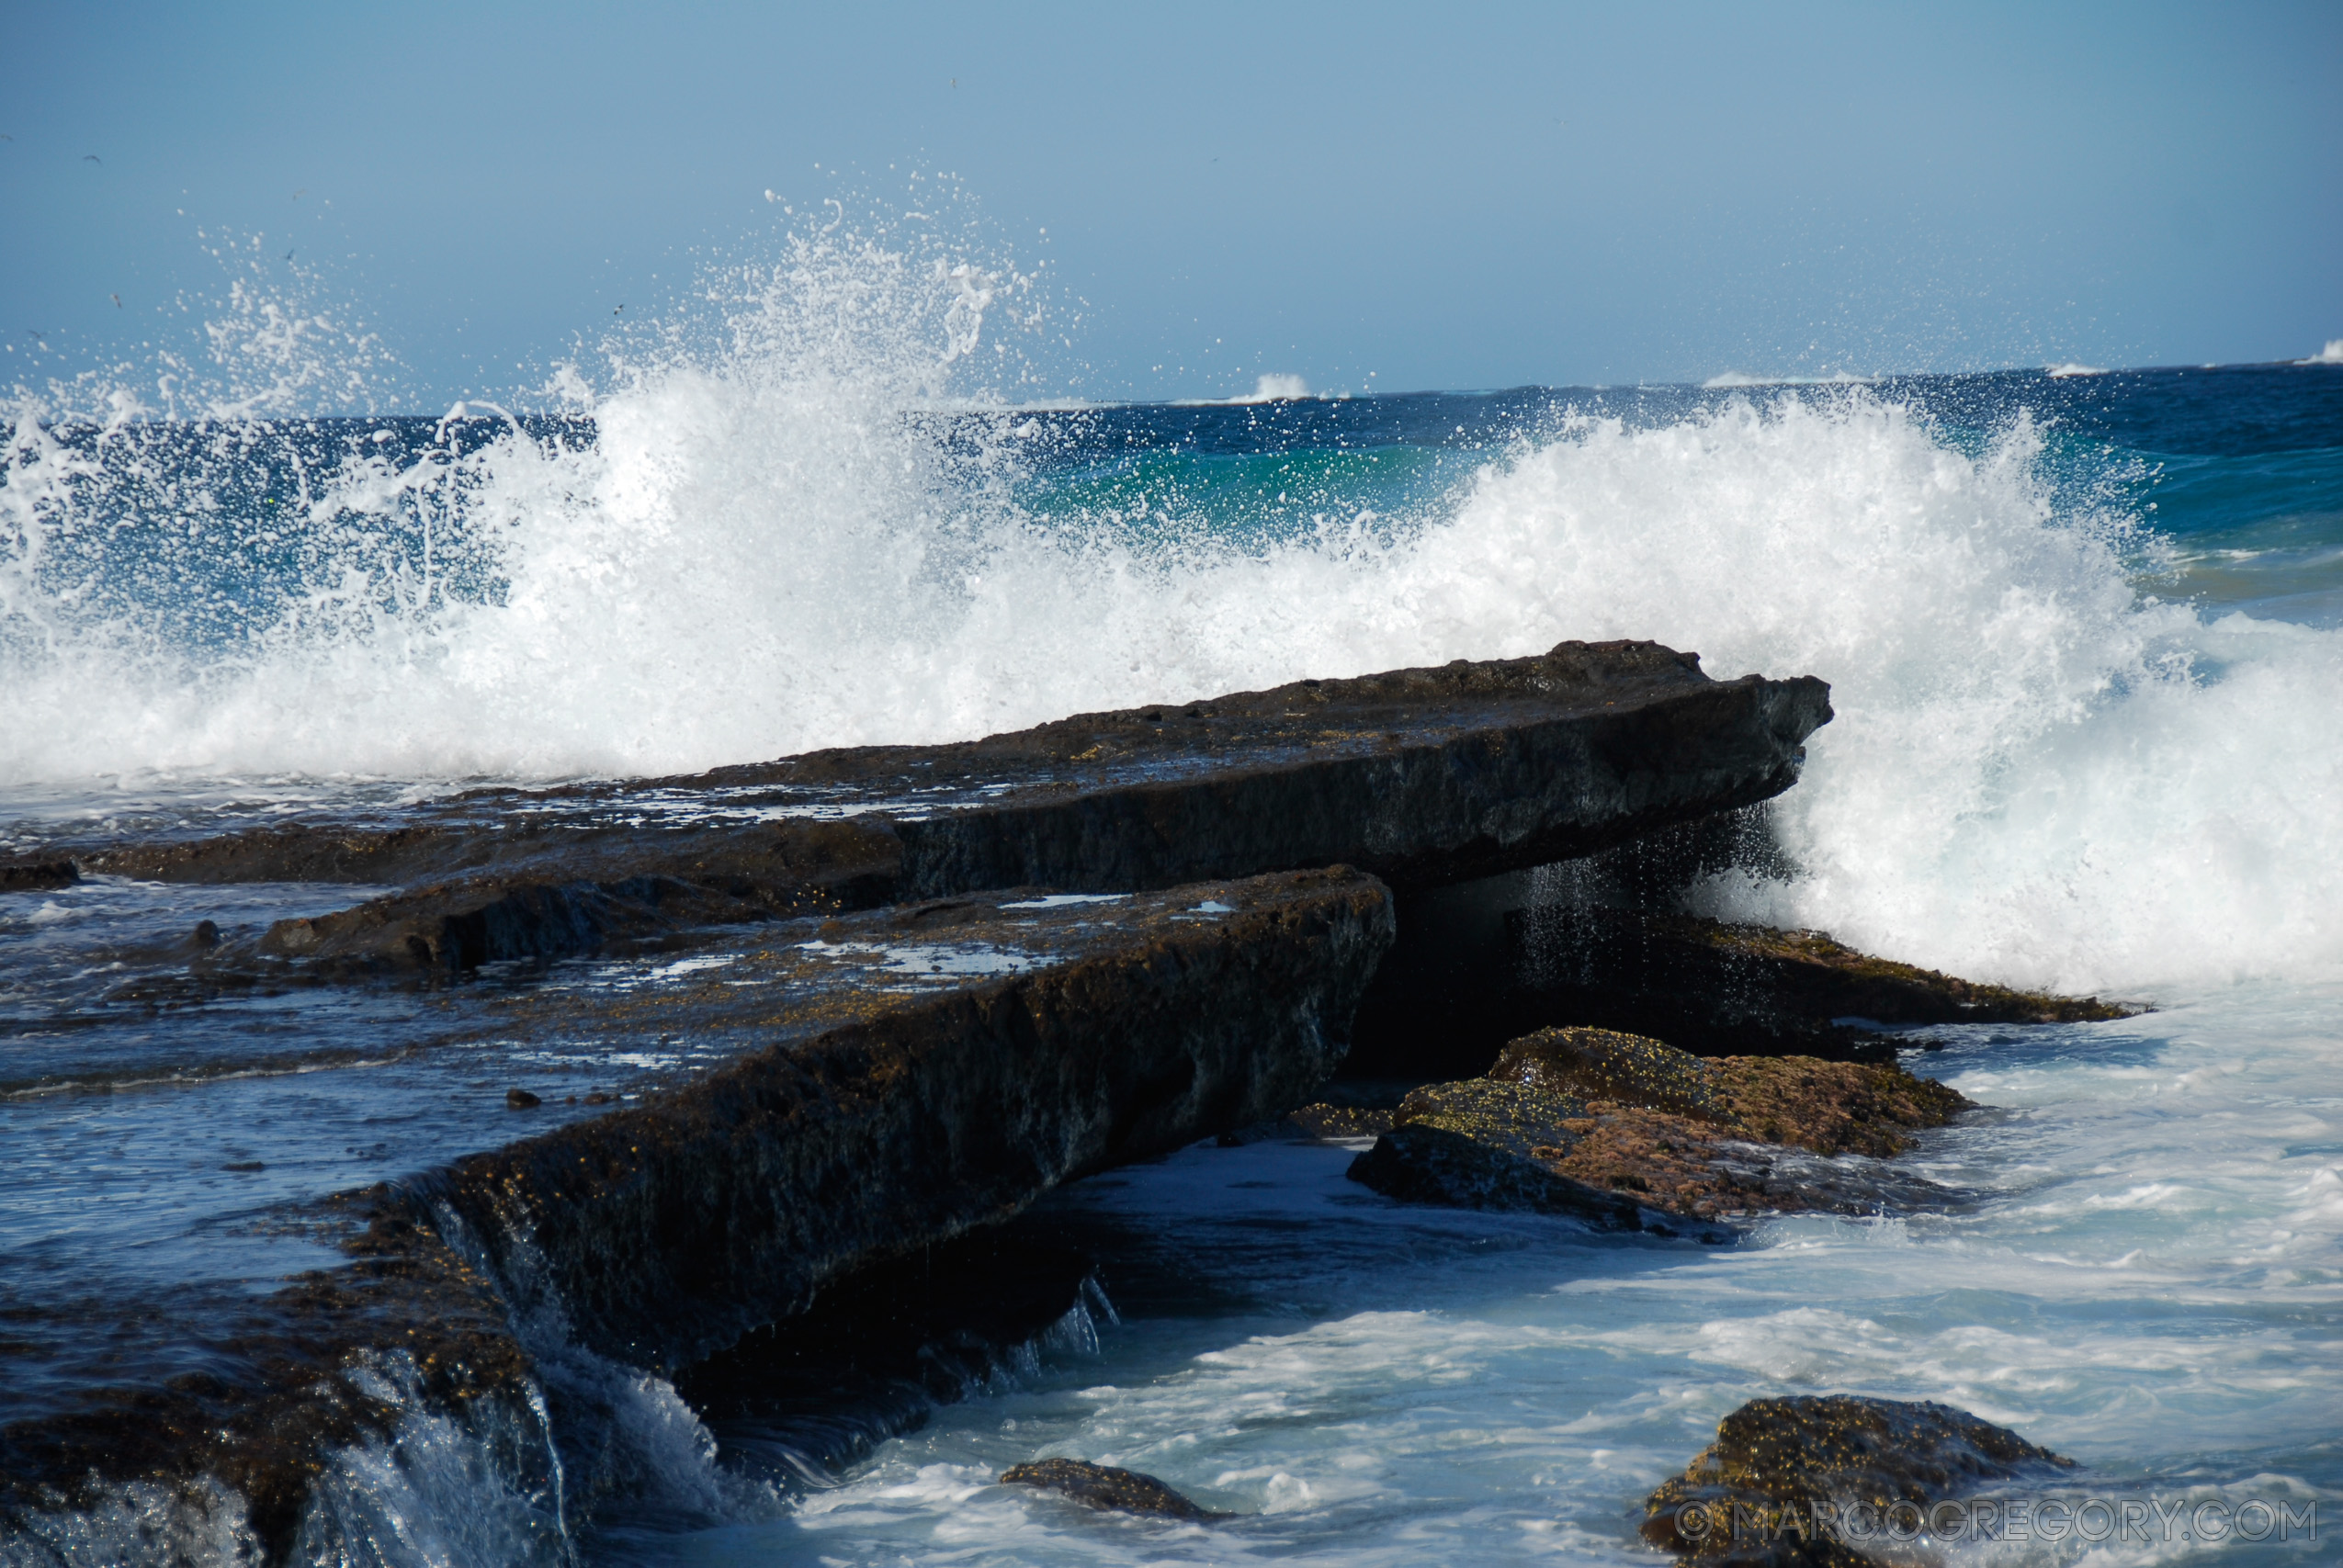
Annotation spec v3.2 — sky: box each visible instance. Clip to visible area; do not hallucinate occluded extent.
[3,0,2337,409]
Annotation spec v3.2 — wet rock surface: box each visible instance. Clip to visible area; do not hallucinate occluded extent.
[999,1458,1220,1519]
[0,1206,558,1564]
[1,869,1388,1550]
[1347,1027,1972,1224]
[18,641,1829,972]
[1642,1394,2075,1565]
[437,867,1394,1372]
[0,859,77,892]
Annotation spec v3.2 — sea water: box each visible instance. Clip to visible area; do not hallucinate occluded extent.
[2,226,2338,1565]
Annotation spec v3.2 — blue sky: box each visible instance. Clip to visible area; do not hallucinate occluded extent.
[4,1,2337,407]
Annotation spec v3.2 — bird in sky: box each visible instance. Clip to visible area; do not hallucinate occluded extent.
[83,153,99,164]
[613,304,625,314]
[111,293,121,308]
[284,249,295,261]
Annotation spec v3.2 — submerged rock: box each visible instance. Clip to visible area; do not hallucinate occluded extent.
[1347,1028,1971,1223]
[72,641,1829,971]
[1642,1394,2075,1564]
[1514,908,2138,1060]
[1000,1458,1218,1519]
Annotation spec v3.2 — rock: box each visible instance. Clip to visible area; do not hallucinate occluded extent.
[0,1205,549,1563]
[72,641,1829,971]
[387,868,1393,1372]
[1515,908,2140,1059]
[1346,1119,1652,1230]
[0,859,77,893]
[1287,1101,1396,1140]
[1642,1394,2075,1564]
[1348,1028,1972,1223]
[1488,1025,1729,1120]
[1000,1458,1217,1519]
[1,869,1388,1545]
[504,1087,541,1109]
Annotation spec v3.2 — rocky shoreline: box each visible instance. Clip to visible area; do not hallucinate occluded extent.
[0,639,2133,1563]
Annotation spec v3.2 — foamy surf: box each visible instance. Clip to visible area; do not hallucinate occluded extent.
[6,252,2343,1001]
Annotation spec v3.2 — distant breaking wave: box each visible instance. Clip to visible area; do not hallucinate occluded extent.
[1700,371,1876,389]
[1174,372,1316,405]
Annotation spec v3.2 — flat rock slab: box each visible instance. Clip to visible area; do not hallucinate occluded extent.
[1347,1027,1972,1226]
[29,641,1828,971]
[0,869,1390,1552]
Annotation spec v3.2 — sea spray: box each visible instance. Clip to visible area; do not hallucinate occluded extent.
[6,232,2340,996]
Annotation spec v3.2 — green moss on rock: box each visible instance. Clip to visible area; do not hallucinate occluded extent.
[1489,1026,1729,1120]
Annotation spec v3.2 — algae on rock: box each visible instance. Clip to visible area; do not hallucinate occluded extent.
[1349,1026,1972,1224]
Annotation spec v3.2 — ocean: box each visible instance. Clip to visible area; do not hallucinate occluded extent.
[2,243,2338,1565]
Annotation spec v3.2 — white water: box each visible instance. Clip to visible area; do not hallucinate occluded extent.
[6,261,2341,999]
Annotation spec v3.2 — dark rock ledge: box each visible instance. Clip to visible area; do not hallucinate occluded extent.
[1346,1026,1975,1228]
[0,871,1388,1556]
[12,640,1831,970]
[434,869,1393,1374]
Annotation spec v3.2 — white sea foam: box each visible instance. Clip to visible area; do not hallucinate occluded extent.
[2044,362,2110,378]
[5,239,2339,1001]
[1237,372,1311,402]
[1174,371,1314,404]
[2298,338,2343,366]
